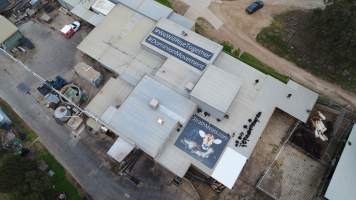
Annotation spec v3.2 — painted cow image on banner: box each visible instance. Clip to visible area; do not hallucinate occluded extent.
[175,114,230,168]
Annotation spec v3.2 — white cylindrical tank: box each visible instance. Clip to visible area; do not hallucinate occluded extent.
[54,106,71,122]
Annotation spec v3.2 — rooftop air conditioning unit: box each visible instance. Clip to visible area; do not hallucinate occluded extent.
[149,98,159,109]
[185,82,194,91]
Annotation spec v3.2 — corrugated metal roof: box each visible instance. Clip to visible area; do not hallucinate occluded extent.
[191,65,241,114]
[77,5,164,78]
[325,124,356,200]
[211,147,247,189]
[107,138,135,162]
[113,0,172,21]
[86,77,133,116]
[91,0,115,15]
[101,75,197,157]
[71,5,104,26]
[0,15,17,44]
[167,13,194,30]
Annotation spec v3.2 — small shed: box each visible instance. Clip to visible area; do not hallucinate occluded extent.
[74,62,103,87]
[0,15,22,50]
[107,137,135,162]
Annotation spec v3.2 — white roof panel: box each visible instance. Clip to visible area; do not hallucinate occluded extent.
[86,77,133,117]
[77,5,164,77]
[115,0,172,21]
[325,124,356,200]
[0,15,17,44]
[191,65,241,114]
[155,57,202,96]
[91,0,115,15]
[71,5,104,26]
[107,137,135,162]
[212,147,247,189]
[137,0,172,20]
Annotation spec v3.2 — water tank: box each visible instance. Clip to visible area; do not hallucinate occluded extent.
[54,106,71,122]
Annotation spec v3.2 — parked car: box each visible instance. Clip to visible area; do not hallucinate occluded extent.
[60,21,80,38]
[245,1,264,14]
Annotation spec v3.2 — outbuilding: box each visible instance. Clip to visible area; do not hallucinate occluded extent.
[0,15,22,50]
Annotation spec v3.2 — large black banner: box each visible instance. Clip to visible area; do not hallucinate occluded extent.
[145,35,207,71]
[175,114,230,168]
[152,27,214,61]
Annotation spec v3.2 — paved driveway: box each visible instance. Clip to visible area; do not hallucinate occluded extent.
[181,0,223,29]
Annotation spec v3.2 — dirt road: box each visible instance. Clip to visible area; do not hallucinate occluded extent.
[202,0,356,110]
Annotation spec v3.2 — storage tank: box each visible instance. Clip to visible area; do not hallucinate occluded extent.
[54,106,71,123]
[60,83,83,104]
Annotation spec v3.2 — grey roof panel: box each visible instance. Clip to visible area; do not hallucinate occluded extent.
[114,0,172,21]
[101,76,197,157]
[0,15,17,44]
[167,13,194,30]
[191,65,241,113]
[325,124,356,200]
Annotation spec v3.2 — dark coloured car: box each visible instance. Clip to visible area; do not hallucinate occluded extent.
[245,1,264,14]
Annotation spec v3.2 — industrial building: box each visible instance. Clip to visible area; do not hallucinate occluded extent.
[324,124,356,200]
[78,2,318,189]
[0,15,22,50]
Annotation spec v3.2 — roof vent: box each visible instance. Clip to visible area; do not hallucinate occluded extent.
[157,117,164,125]
[185,82,194,91]
[149,98,160,109]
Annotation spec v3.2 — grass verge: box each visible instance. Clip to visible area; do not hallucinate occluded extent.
[35,144,82,200]
[0,98,82,199]
[154,0,172,8]
[239,52,290,83]
[221,41,289,83]
[0,99,37,142]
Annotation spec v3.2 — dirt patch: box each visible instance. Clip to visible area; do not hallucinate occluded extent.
[171,0,190,15]
[217,110,295,200]
[257,145,327,200]
[190,0,356,109]
[209,0,306,39]
[194,17,218,41]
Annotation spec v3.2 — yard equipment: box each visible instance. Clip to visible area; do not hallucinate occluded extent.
[310,111,328,141]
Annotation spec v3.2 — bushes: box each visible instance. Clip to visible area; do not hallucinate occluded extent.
[155,0,172,8]
[0,98,81,200]
[36,148,82,200]
[256,1,356,92]
[239,52,289,83]
[0,155,53,199]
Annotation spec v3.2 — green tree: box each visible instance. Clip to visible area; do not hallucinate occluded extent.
[0,155,54,199]
[0,155,36,193]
